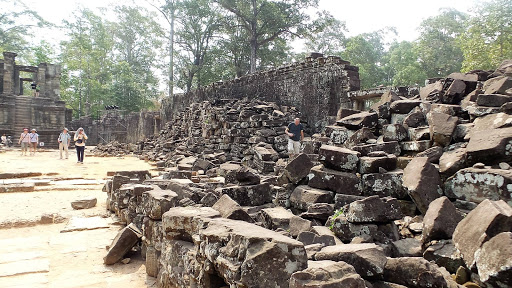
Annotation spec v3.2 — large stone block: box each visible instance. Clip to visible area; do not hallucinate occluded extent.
[452,199,512,269]
[260,207,296,230]
[439,147,467,176]
[476,232,512,287]
[330,214,378,243]
[476,93,512,107]
[444,168,512,205]
[212,194,254,223]
[315,243,387,280]
[352,141,401,157]
[215,183,272,206]
[337,111,378,129]
[466,112,512,164]
[104,223,142,265]
[390,100,423,114]
[361,171,408,199]
[427,112,458,147]
[402,157,443,214]
[344,196,403,223]
[142,190,179,220]
[382,124,408,142]
[422,196,463,244]
[423,240,464,274]
[289,260,367,288]
[358,154,397,174]
[290,185,333,211]
[318,145,360,172]
[383,257,448,288]
[308,165,362,196]
[283,153,315,184]
[325,125,353,145]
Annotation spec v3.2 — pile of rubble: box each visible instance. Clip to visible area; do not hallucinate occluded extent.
[91,141,137,157]
[99,60,512,288]
[138,98,302,174]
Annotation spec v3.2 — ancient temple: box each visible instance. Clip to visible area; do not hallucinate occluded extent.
[0,52,68,148]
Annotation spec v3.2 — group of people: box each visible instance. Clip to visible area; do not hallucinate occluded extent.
[17,127,88,163]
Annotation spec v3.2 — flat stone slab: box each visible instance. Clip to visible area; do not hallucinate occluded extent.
[0,258,50,277]
[0,172,43,179]
[0,183,35,193]
[60,216,109,233]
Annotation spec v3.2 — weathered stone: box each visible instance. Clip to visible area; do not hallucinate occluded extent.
[403,109,427,128]
[422,196,463,243]
[358,154,397,174]
[390,100,423,114]
[430,103,466,117]
[392,238,422,257]
[260,207,295,230]
[344,196,403,223]
[476,93,512,107]
[199,192,218,207]
[353,141,401,157]
[104,223,142,265]
[337,112,378,129]
[315,243,388,279]
[484,76,512,95]
[372,282,408,288]
[330,214,378,243]
[444,168,512,205]
[382,124,408,142]
[289,216,313,238]
[289,260,367,288]
[421,81,444,102]
[71,198,97,210]
[408,127,430,141]
[466,112,512,164]
[334,193,366,209]
[308,165,362,196]
[442,79,466,104]
[297,231,336,247]
[344,128,377,149]
[400,140,432,152]
[318,145,360,172]
[452,199,512,269]
[310,226,342,244]
[423,240,464,274]
[361,171,408,199]
[439,147,467,176]
[417,146,444,163]
[383,257,448,288]
[212,194,254,223]
[283,153,315,184]
[476,232,512,287]
[301,203,335,222]
[290,185,333,211]
[224,166,260,185]
[142,190,178,220]
[337,108,362,120]
[215,183,271,206]
[325,125,354,145]
[402,157,443,214]
[427,112,458,147]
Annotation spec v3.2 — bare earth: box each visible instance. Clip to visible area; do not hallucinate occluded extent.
[0,148,158,288]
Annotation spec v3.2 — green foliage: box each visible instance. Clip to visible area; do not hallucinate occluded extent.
[329,208,344,231]
[460,0,512,71]
[384,41,427,86]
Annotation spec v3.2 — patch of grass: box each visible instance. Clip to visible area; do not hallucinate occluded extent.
[328,208,344,231]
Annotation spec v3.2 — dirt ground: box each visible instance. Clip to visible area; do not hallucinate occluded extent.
[0,148,160,288]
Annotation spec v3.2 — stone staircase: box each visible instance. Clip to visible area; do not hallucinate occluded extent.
[14,96,33,132]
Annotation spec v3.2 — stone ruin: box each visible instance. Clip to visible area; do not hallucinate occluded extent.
[0,52,67,148]
[98,59,512,288]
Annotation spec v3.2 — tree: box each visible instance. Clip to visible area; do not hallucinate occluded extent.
[383,41,427,86]
[342,31,388,89]
[303,11,347,56]
[111,5,164,112]
[416,8,467,77]
[0,0,48,55]
[216,0,320,73]
[460,0,512,71]
[174,0,222,92]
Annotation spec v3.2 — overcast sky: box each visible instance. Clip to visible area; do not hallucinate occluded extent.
[22,0,480,43]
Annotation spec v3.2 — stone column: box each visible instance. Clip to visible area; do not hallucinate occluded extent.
[2,52,17,94]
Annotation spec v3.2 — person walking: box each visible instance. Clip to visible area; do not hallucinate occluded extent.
[74,127,88,164]
[285,117,304,158]
[58,128,71,159]
[1,134,6,145]
[29,129,39,155]
[18,128,30,156]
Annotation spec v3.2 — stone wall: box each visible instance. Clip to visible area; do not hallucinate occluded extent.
[67,110,161,146]
[162,55,360,132]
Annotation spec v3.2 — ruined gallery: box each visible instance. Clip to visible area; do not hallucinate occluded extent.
[1,50,512,288]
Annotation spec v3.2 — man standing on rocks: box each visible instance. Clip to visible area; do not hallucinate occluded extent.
[285,117,304,158]
[58,128,71,159]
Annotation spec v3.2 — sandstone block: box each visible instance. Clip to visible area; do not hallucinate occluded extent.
[308,165,362,195]
[318,145,360,172]
[104,223,142,265]
[403,157,443,214]
[344,196,403,223]
[289,260,367,288]
[284,153,315,184]
[422,196,463,244]
[212,194,254,223]
[290,185,333,211]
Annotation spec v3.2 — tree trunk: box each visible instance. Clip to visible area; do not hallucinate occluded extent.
[249,0,257,73]
[169,2,175,98]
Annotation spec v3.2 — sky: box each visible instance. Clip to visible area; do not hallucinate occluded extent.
[21,0,480,45]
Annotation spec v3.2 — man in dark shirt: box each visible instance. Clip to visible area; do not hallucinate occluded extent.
[285,118,304,158]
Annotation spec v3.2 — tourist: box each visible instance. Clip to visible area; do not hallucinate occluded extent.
[57,128,71,159]
[74,127,88,164]
[29,128,39,155]
[285,117,304,158]
[35,84,40,97]
[18,128,30,156]
[1,134,6,145]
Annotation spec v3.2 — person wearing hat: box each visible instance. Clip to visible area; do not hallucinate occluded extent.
[29,128,39,155]
[18,128,30,156]
[58,128,71,159]
[74,127,88,164]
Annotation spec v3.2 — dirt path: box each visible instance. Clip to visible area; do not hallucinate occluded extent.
[0,148,159,288]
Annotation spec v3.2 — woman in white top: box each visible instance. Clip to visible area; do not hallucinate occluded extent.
[29,129,39,155]
[74,127,88,164]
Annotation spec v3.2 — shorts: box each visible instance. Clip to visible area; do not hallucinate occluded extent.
[288,139,301,154]
[30,142,37,148]
[21,142,29,150]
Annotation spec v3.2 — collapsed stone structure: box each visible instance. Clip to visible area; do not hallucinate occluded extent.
[0,52,66,148]
[100,59,512,287]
